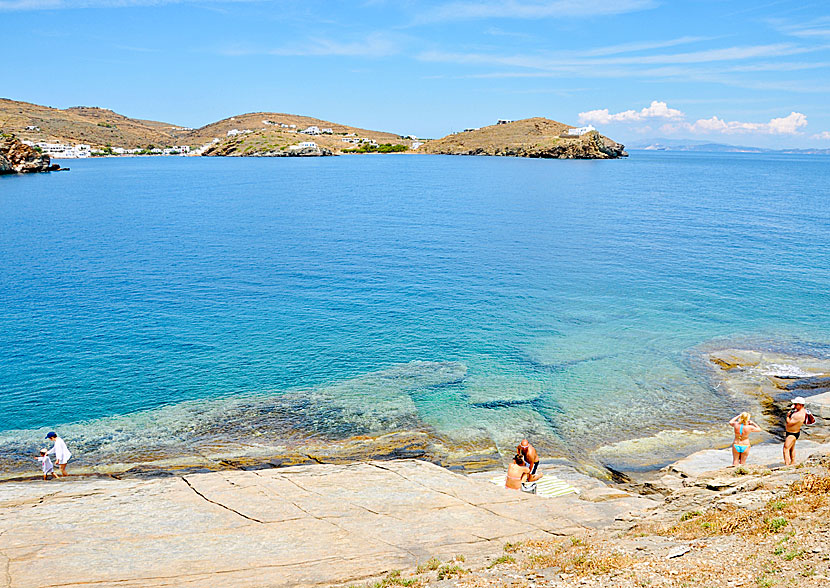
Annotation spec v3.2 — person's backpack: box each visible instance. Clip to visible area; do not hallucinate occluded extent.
[805,409,816,425]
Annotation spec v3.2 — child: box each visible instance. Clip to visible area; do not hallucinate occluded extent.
[37,449,59,480]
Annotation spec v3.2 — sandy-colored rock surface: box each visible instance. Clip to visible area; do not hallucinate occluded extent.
[669,441,830,477]
[0,459,658,588]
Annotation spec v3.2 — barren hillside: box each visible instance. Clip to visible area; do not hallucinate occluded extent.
[421,117,627,159]
[0,98,185,149]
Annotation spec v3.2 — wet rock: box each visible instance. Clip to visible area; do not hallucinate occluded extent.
[709,349,762,370]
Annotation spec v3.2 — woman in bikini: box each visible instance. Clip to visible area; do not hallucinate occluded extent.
[505,453,531,490]
[728,412,762,466]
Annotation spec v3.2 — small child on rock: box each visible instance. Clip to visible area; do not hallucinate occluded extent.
[37,449,59,480]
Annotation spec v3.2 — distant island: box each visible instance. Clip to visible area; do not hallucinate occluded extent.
[629,137,830,155]
[0,97,626,160]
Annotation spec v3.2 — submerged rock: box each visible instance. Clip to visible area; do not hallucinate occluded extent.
[0,134,61,174]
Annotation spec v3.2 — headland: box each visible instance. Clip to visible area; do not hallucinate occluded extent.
[0,97,626,160]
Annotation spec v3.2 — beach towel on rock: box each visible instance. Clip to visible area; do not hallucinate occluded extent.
[490,474,579,498]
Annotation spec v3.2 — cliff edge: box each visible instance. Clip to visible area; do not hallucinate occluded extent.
[422,117,627,159]
[0,134,61,174]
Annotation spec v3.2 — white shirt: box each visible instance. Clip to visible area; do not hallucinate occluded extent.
[38,455,54,474]
[47,436,72,464]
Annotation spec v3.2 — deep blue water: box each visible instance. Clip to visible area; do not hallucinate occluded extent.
[1,153,829,466]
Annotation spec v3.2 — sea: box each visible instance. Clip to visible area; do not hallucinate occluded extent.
[1,152,829,475]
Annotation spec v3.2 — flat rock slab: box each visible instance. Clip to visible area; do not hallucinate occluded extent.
[0,459,657,588]
[669,441,830,477]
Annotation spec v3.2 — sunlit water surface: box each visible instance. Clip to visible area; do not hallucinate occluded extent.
[1,153,829,471]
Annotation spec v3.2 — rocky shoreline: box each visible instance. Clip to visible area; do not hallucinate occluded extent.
[4,345,830,586]
[0,134,62,174]
[3,443,829,587]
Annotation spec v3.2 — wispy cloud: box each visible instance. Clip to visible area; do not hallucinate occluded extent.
[413,0,655,23]
[814,131,830,140]
[0,0,256,10]
[269,33,401,57]
[417,42,815,72]
[218,32,404,58]
[771,16,830,39]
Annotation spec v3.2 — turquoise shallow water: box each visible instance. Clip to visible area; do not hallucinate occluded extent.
[1,153,829,470]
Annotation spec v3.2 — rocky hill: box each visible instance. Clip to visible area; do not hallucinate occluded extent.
[0,98,185,149]
[421,117,627,159]
[194,111,415,156]
[0,134,61,174]
[1,98,627,159]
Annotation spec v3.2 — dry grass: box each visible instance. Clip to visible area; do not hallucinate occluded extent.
[790,474,830,495]
[656,475,830,540]
[517,536,634,575]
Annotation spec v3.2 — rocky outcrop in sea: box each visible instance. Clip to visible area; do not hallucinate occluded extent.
[0,134,61,174]
[445,131,628,160]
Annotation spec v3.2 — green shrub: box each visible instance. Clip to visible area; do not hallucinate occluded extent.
[766,517,788,533]
[487,555,515,568]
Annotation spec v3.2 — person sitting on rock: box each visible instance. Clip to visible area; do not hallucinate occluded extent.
[728,412,761,466]
[517,439,543,482]
[505,454,531,490]
[783,397,807,466]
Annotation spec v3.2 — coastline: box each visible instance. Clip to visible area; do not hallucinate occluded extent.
[3,345,829,484]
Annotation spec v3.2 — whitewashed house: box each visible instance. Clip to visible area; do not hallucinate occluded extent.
[411,141,424,149]
[496,119,513,125]
[565,125,596,136]
[320,128,333,134]
[227,129,241,136]
[301,126,321,135]
[298,141,318,149]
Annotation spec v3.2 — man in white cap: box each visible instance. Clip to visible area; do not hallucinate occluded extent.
[45,432,72,476]
[783,397,807,466]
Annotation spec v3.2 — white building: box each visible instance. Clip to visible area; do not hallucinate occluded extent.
[496,119,513,125]
[411,141,424,149]
[320,128,333,134]
[301,126,321,135]
[565,125,596,136]
[227,129,241,136]
[298,141,318,149]
[25,125,40,131]
[162,146,191,155]
[24,142,91,158]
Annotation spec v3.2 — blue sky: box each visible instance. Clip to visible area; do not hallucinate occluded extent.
[2,0,830,147]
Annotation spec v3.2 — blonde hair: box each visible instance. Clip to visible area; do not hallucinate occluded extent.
[738,412,751,425]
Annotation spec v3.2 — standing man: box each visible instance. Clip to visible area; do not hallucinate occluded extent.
[517,439,543,482]
[783,397,807,466]
[45,431,72,476]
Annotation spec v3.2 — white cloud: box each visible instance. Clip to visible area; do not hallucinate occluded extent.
[667,112,808,136]
[814,131,830,140]
[578,101,685,124]
[580,101,809,137]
